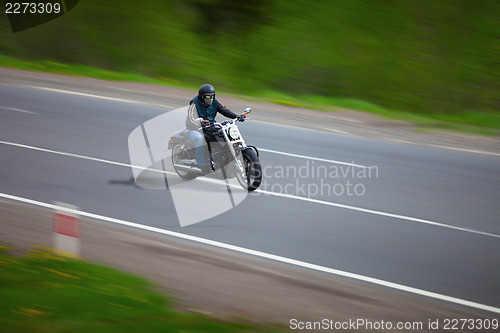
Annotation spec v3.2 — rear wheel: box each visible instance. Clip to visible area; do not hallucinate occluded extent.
[236,149,262,191]
[171,144,198,180]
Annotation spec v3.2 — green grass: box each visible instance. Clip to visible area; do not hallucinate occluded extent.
[0,245,282,333]
[1,1,498,119]
[1,54,498,136]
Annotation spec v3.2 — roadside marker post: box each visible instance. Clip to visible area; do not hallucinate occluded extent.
[53,202,80,257]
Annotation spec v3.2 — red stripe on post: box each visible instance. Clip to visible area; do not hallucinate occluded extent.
[53,213,80,238]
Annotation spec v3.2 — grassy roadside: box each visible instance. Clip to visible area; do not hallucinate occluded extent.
[1,54,499,136]
[253,91,500,136]
[0,245,282,333]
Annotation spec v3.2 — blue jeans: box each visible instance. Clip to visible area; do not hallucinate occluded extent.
[187,130,206,166]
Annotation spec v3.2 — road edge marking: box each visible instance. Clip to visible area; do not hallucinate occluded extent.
[1,139,498,239]
[3,81,499,157]
[0,106,37,114]
[19,84,174,109]
[259,147,368,168]
[254,189,500,239]
[0,192,499,315]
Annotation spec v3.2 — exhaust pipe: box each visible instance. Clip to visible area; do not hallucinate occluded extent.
[173,164,203,174]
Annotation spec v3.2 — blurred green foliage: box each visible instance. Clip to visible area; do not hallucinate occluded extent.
[0,0,498,115]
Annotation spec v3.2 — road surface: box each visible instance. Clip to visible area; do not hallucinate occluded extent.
[0,68,499,315]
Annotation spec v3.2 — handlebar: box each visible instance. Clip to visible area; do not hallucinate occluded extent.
[196,108,252,129]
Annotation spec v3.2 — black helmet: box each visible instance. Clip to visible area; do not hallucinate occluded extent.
[198,84,215,106]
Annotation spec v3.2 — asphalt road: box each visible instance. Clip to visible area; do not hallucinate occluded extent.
[1,70,499,312]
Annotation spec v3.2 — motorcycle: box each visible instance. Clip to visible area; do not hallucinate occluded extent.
[168,108,262,191]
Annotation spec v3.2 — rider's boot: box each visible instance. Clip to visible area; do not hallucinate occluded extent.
[200,163,211,175]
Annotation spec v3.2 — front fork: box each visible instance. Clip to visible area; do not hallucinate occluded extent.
[221,130,246,174]
[232,145,246,174]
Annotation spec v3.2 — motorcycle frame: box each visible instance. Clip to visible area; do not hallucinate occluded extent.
[206,120,246,175]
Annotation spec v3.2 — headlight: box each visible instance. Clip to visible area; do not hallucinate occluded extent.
[229,127,240,140]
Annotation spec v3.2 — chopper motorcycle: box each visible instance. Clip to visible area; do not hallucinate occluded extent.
[168,108,262,191]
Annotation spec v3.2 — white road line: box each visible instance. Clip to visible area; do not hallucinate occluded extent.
[0,192,498,315]
[0,140,152,172]
[325,128,349,134]
[0,140,240,186]
[384,138,500,157]
[254,189,500,239]
[259,148,368,168]
[0,106,37,114]
[255,120,500,158]
[21,85,174,109]
[427,144,500,157]
[4,81,500,157]
[1,139,498,239]
[110,86,172,98]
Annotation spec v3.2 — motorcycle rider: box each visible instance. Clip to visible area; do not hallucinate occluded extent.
[186,84,244,173]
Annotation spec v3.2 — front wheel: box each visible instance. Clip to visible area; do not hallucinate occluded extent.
[236,149,262,191]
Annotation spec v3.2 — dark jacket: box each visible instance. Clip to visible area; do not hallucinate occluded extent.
[186,96,237,129]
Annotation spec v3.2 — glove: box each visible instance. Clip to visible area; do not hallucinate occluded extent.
[237,114,246,122]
